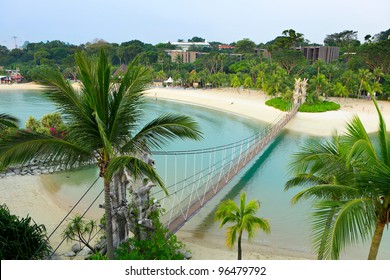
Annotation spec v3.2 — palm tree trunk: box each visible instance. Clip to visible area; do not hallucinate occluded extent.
[368,221,385,260]
[237,232,242,260]
[104,178,115,260]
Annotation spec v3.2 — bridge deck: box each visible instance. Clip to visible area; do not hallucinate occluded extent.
[168,105,299,232]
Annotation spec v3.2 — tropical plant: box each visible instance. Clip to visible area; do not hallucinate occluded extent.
[0,204,52,259]
[115,207,187,260]
[215,192,270,260]
[286,99,390,259]
[62,215,98,254]
[0,49,202,259]
[0,113,19,130]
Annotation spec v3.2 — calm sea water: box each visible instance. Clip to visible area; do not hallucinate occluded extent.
[0,89,389,259]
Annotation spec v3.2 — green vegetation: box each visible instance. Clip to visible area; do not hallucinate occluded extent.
[115,213,187,260]
[298,101,340,112]
[215,192,270,260]
[286,99,390,259]
[0,204,52,259]
[62,215,98,254]
[265,98,293,111]
[266,98,340,112]
[25,112,66,137]
[0,50,202,259]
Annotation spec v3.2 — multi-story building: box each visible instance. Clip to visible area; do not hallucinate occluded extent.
[300,46,340,63]
[168,50,205,63]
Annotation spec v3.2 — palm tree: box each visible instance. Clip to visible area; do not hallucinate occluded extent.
[357,68,373,98]
[285,135,370,259]
[0,50,202,259]
[215,192,270,260]
[342,99,390,259]
[286,99,390,259]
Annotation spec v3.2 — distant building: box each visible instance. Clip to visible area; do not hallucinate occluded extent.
[2,69,23,83]
[218,44,235,50]
[171,41,210,51]
[300,46,339,63]
[168,50,205,63]
[255,48,272,59]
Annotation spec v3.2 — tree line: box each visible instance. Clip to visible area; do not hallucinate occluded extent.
[1,29,389,100]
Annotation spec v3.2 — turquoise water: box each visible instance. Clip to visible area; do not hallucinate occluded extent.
[1,89,389,259]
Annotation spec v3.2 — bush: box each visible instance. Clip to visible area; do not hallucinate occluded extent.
[0,204,52,259]
[298,101,340,112]
[114,220,188,260]
[265,97,293,111]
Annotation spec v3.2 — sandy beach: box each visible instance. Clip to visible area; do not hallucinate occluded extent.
[1,82,389,259]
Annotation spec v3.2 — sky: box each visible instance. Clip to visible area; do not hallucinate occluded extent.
[1,0,389,49]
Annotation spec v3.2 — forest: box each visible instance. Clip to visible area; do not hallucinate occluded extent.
[1,29,390,102]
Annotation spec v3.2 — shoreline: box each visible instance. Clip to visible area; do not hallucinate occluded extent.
[2,82,388,259]
[144,87,390,136]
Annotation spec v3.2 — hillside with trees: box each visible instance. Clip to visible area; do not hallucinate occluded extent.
[1,29,389,104]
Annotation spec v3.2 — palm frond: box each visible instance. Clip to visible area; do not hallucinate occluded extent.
[291,184,360,205]
[0,130,92,170]
[313,199,376,260]
[371,98,390,165]
[0,113,19,129]
[106,155,166,194]
[123,113,203,153]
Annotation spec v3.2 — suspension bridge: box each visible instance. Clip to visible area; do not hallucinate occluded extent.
[151,104,299,232]
[31,101,299,258]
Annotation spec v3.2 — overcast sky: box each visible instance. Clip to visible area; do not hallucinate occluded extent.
[1,0,389,49]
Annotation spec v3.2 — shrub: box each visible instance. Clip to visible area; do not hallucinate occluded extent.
[265,97,293,111]
[0,204,52,259]
[114,219,187,260]
[298,101,340,112]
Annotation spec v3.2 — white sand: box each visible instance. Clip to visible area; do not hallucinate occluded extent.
[2,83,389,259]
[145,87,390,136]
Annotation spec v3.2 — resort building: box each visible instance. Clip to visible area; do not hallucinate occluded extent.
[168,50,205,63]
[1,69,23,83]
[171,41,211,51]
[218,44,235,50]
[300,46,340,63]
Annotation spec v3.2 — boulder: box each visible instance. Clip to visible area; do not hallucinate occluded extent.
[71,243,82,253]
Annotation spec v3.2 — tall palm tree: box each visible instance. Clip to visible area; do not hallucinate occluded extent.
[215,192,270,260]
[357,68,373,98]
[285,136,372,259]
[0,50,202,259]
[342,99,390,259]
[286,99,390,259]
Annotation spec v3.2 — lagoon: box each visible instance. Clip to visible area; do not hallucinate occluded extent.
[0,89,389,259]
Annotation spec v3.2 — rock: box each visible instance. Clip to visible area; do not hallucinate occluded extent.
[13,168,21,175]
[71,243,82,253]
[33,170,42,175]
[64,251,76,257]
[77,247,92,257]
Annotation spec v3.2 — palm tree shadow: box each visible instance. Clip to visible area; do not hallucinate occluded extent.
[191,132,287,237]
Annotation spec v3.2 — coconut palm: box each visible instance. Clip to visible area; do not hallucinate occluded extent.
[215,192,270,260]
[285,135,372,259]
[0,50,202,259]
[286,99,390,259]
[342,99,390,259]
